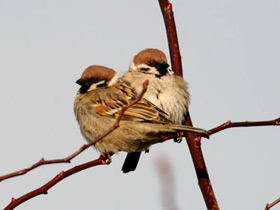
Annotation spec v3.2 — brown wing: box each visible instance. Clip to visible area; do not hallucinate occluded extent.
[90,82,170,123]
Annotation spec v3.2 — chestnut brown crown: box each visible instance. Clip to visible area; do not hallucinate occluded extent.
[133,48,168,65]
[80,65,116,81]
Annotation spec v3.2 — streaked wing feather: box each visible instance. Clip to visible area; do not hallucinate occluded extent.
[91,82,170,123]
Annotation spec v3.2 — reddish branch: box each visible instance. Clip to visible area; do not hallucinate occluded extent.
[1,1,279,209]
[159,0,183,77]
[265,197,280,210]
[0,81,149,183]
[158,0,220,209]
[159,1,279,209]
[4,156,108,210]
[2,116,278,184]
[208,117,280,135]
[0,145,98,182]
[3,81,149,210]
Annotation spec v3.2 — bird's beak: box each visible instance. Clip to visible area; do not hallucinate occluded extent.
[76,78,86,86]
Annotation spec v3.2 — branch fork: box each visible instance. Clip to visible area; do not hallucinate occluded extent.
[3,81,149,210]
[1,0,279,209]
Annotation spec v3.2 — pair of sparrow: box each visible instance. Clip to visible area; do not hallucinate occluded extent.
[74,48,208,173]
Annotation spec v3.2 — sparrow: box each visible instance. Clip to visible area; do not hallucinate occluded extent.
[74,65,207,161]
[121,48,190,173]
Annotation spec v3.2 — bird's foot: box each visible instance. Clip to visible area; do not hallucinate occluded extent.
[101,153,113,164]
[160,133,178,142]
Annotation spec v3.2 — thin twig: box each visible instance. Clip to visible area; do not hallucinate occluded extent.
[265,197,280,210]
[0,81,149,183]
[3,156,108,210]
[0,146,90,182]
[158,0,220,209]
[0,126,112,182]
[208,117,280,136]
[3,80,149,210]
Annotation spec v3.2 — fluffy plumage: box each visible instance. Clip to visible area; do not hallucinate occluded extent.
[74,65,205,158]
[122,48,191,173]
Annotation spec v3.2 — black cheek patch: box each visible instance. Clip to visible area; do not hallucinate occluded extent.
[157,61,169,75]
[77,78,106,93]
[79,86,89,94]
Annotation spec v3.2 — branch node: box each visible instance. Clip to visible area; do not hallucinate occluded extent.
[196,136,202,142]
[167,3,172,10]
[58,171,64,177]
[265,203,269,209]
[264,197,280,210]
[225,120,231,126]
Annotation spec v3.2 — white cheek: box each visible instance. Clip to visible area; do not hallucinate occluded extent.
[88,80,106,91]
[134,63,160,75]
[88,83,98,92]
[129,61,137,72]
[108,74,120,86]
[147,66,160,75]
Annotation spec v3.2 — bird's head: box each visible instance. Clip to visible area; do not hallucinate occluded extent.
[129,48,171,76]
[76,65,119,94]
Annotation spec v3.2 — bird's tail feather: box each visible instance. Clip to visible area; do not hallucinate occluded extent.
[168,124,209,138]
[122,152,141,173]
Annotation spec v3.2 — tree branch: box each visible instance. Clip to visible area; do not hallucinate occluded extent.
[158,0,220,209]
[0,81,149,183]
[158,0,183,77]
[265,197,280,210]
[2,81,149,210]
[0,145,96,182]
[4,156,108,210]
[208,117,280,136]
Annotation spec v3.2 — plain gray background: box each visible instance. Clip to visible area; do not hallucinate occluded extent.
[0,0,279,209]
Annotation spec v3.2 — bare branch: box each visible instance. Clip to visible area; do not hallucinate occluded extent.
[264,197,280,210]
[208,117,280,136]
[0,131,106,182]
[3,80,149,210]
[158,0,182,77]
[0,81,149,183]
[158,1,220,209]
[0,146,88,182]
[3,156,108,210]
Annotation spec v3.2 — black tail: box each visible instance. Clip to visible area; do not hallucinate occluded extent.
[122,152,141,173]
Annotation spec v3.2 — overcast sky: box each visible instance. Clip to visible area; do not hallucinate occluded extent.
[0,1,279,210]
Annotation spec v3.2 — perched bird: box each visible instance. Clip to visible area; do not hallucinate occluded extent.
[74,65,206,161]
[122,48,190,173]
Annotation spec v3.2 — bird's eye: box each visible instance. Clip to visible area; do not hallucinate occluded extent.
[92,78,101,83]
[140,67,150,71]
[148,61,155,66]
